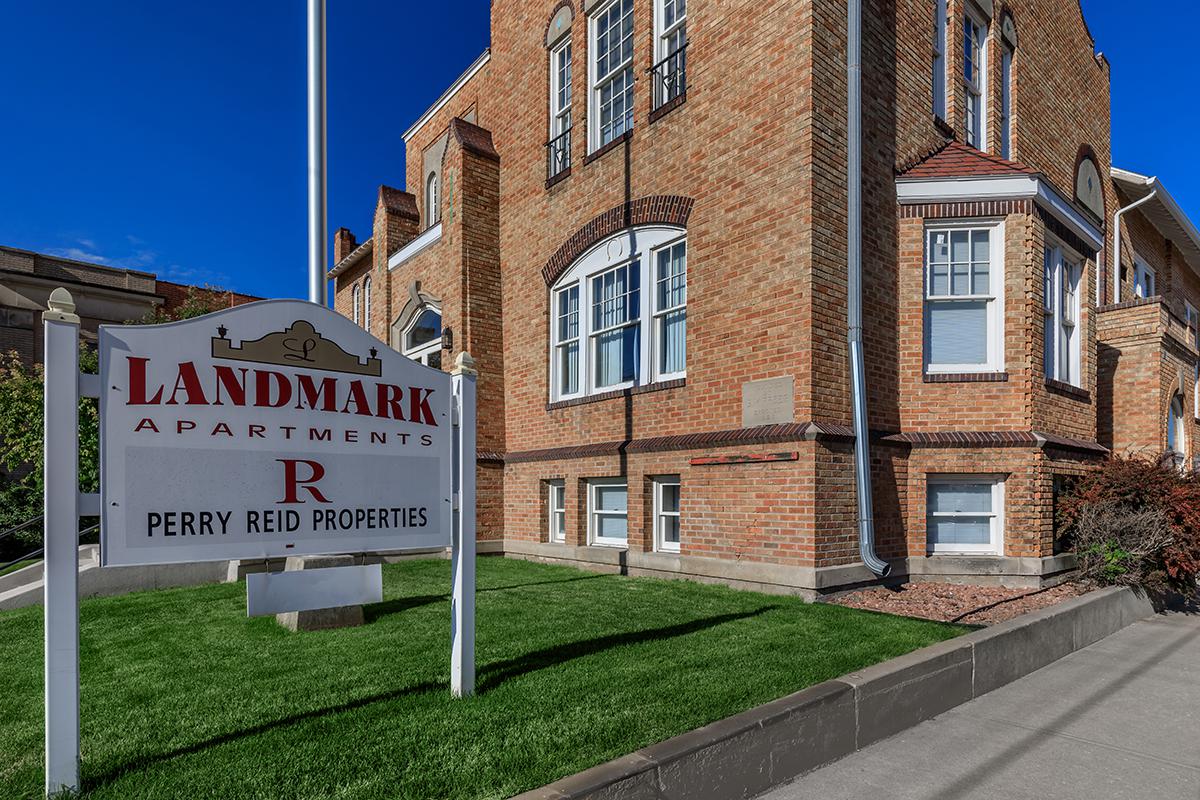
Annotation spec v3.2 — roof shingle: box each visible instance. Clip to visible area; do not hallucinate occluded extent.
[898,141,1037,180]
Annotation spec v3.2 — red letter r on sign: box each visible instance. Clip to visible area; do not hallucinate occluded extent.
[277,458,331,504]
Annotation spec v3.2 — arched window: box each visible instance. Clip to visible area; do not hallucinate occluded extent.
[1168,393,1186,455]
[402,307,443,369]
[363,276,372,331]
[932,0,948,119]
[549,226,686,401]
[426,173,440,228]
[352,284,361,326]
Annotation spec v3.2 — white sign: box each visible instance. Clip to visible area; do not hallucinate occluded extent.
[99,299,453,567]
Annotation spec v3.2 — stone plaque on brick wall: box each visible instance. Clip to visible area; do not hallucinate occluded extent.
[742,376,794,428]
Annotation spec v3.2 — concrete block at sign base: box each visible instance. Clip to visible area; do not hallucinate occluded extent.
[275,554,365,632]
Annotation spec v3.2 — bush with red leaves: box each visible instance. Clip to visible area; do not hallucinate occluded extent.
[1058,454,1200,595]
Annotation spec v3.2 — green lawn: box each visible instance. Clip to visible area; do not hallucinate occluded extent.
[0,558,964,800]
[0,558,37,578]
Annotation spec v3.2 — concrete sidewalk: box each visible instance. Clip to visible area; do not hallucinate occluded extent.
[758,612,1200,800]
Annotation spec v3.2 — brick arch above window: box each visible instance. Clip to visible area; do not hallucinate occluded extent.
[542,195,695,285]
[545,0,575,47]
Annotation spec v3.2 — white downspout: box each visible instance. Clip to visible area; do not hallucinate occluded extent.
[1111,181,1157,305]
[847,0,889,576]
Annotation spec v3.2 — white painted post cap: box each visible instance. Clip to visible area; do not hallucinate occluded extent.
[44,287,80,323]
[452,351,478,376]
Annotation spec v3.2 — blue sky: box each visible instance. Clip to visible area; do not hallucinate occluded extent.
[0,1,1192,299]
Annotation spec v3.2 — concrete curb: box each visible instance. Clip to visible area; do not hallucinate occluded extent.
[510,586,1157,800]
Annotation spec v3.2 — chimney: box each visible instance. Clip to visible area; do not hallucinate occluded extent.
[334,227,357,264]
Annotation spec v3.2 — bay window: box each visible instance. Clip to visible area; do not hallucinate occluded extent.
[927,475,1005,555]
[924,223,1004,373]
[963,9,988,149]
[550,228,687,401]
[589,0,634,151]
[1043,241,1081,387]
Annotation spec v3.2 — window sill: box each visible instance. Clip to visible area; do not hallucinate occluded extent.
[649,92,686,124]
[583,130,633,166]
[1045,378,1090,402]
[545,167,571,190]
[547,378,685,411]
[590,540,628,549]
[923,371,1008,383]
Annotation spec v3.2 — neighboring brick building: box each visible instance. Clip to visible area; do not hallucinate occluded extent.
[0,245,259,366]
[331,0,1200,593]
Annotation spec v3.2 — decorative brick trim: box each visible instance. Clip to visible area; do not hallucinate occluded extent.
[378,185,419,221]
[477,451,505,464]
[545,166,572,190]
[923,371,1008,383]
[503,421,853,464]
[1037,204,1096,257]
[649,92,686,124]
[546,379,685,410]
[1044,378,1091,402]
[542,194,695,285]
[690,452,799,466]
[582,130,632,166]
[881,430,1107,455]
[900,199,1033,219]
[932,117,956,140]
[896,139,952,176]
[1098,296,1159,313]
[450,118,499,162]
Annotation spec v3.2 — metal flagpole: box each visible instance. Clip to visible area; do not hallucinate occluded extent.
[307,0,328,306]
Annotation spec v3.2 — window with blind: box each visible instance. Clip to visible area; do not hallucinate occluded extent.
[549,228,687,401]
[927,475,1004,555]
[588,479,628,547]
[924,224,1004,373]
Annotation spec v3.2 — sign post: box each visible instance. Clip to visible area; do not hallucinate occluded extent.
[43,289,81,797]
[450,353,477,697]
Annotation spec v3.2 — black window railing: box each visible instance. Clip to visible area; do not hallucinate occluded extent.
[650,43,688,111]
[546,127,572,181]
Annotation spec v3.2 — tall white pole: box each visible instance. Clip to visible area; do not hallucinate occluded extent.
[307,0,328,306]
[450,352,477,698]
[43,288,81,797]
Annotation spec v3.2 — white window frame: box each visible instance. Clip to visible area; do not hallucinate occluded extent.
[588,0,635,153]
[923,220,1005,374]
[654,0,687,63]
[1133,259,1156,298]
[550,38,573,144]
[401,305,443,367]
[652,239,687,382]
[1043,239,1082,387]
[426,172,440,228]
[932,0,948,119]
[588,478,628,548]
[926,474,1005,556]
[999,44,1013,159]
[1186,301,1199,348]
[1169,393,1186,456]
[962,7,989,150]
[363,276,372,332]
[547,480,566,543]
[549,227,687,402]
[652,475,681,553]
[352,284,361,326]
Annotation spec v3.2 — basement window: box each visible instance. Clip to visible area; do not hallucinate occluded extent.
[588,479,628,547]
[926,475,1004,555]
[547,480,566,543]
[653,476,681,553]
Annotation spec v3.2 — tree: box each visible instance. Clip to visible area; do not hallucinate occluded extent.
[0,287,224,545]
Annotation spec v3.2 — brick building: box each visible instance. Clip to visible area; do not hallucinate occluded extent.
[0,244,259,366]
[331,0,1200,594]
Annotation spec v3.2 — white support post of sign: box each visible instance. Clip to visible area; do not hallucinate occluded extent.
[450,352,477,698]
[43,288,80,797]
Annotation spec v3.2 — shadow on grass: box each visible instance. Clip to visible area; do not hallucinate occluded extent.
[85,605,773,792]
[364,574,609,623]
